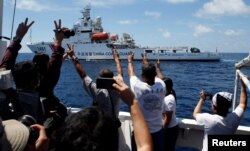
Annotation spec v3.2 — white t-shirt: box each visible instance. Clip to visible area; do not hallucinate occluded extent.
[196,106,244,151]
[162,94,178,128]
[83,75,121,118]
[130,76,166,133]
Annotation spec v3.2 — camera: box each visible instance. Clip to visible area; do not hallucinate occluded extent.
[63,29,75,38]
[96,77,116,89]
[54,29,75,38]
[205,92,213,100]
[19,115,39,145]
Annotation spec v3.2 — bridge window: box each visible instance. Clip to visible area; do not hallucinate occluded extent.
[159,50,165,53]
[145,49,153,53]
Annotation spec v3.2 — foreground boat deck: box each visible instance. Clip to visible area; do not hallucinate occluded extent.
[118,111,250,151]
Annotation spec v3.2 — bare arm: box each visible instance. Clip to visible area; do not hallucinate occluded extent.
[13,17,34,42]
[127,51,135,77]
[156,59,164,79]
[113,77,153,151]
[62,52,69,61]
[238,79,247,110]
[42,19,66,95]
[67,44,87,79]
[30,124,49,151]
[141,52,149,65]
[112,47,123,77]
[163,111,173,128]
[193,90,206,119]
[0,18,34,70]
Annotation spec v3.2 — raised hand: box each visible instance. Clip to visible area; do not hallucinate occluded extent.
[113,76,135,105]
[53,19,65,45]
[156,59,165,79]
[30,124,49,151]
[112,47,120,62]
[128,51,134,63]
[156,59,160,69]
[15,18,34,40]
[66,44,75,57]
[199,90,206,101]
[141,52,148,65]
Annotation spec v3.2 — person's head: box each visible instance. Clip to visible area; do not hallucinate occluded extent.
[53,106,118,151]
[141,62,156,85]
[211,92,232,117]
[162,77,176,99]
[162,77,173,94]
[1,119,30,151]
[32,54,50,76]
[99,68,114,78]
[12,61,39,90]
[0,118,12,151]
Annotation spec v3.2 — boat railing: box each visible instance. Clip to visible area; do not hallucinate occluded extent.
[233,53,250,109]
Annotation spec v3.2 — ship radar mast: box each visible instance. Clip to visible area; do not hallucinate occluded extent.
[81,4,91,21]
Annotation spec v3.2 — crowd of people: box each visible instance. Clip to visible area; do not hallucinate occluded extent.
[0,18,249,151]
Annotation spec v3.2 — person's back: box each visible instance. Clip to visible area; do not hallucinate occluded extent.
[202,112,240,134]
[67,47,122,119]
[83,69,121,118]
[162,77,179,151]
[12,61,44,124]
[52,77,153,151]
[127,52,165,151]
[196,92,242,134]
[131,76,165,132]
[193,81,247,151]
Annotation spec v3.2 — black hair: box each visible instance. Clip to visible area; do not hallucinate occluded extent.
[141,62,157,80]
[53,106,118,151]
[215,94,232,117]
[12,61,39,89]
[99,69,114,78]
[162,77,177,100]
[32,54,50,75]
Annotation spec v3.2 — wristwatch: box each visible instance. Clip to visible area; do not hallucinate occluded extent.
[13,36,21,43]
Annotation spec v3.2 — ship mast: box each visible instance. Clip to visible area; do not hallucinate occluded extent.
[10,0,17,40]
[0,0,7,61]
[0,0,3,38]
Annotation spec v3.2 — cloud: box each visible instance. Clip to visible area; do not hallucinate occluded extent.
[193,24,213,37]
[144,11,161,19]
[163,0,196,4]
[196,0,250,18]
[79,0,135,7]
[9,0,69,12]
[162,31,171,38]
[224,29,243,36]
[14,0,50,12]
[117,19,138,25]
[158,29,171,38]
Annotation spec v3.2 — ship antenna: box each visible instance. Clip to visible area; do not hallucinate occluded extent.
[29,28,32,44]
[10,0,17,40]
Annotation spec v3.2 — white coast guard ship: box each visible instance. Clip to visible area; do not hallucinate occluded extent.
[27,5,220,61]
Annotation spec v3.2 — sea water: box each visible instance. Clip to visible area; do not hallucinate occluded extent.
[17,52,250,127]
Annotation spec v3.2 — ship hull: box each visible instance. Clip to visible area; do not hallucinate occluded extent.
[27,42,221,61]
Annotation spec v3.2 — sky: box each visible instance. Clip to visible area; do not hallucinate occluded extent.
[2,0,250,53]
